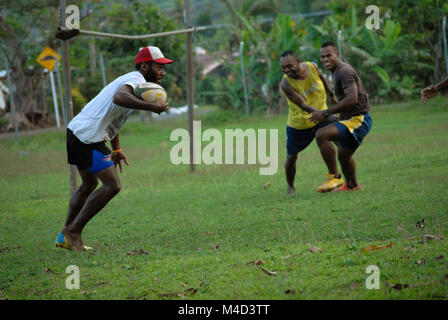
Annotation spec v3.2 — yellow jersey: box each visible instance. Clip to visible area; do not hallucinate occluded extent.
[284,62,328,130]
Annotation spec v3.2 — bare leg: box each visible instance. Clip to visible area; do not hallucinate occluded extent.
[315,124,340,175]
[63,166,121,251]
[64,169,98,227]
[285,154,297,194]
[338,147,357,188]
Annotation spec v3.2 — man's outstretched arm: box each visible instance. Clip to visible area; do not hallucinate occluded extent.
[421,76,448,103]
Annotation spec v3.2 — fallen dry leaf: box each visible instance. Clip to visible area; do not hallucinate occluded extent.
[281,250,306,259]
[284,289,296,295]
[308,246,323,253]
[251,259,265,265]
[422,234,444,241]
[282,254,299,259]
[411,282,435,288]
[361,242,394,253]
[210,244,219,250]
[159,292,181,298]
[0,247,8,253]
[397,224,404,232]
[261,267,279,276]
[200,231,213,236]
[404,247,417,253]
[160,141,168,147]
[386,282,409,290]
[44,267,54,273]
[185,288,198,295]
[263,181,271,189]
[81,290,95,295]
[126,249,149,256]
[386,281,434,290]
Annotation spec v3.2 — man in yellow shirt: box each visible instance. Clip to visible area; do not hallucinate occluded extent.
[280,50,343,194]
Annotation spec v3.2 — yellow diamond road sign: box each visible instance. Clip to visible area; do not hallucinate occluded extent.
[36,46,61,71]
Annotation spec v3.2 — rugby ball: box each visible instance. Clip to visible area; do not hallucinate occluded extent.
[134,82,167,103]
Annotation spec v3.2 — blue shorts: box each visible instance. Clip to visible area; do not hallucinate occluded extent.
[334,112,372,150]
[86,149,114,174]
[286,120,331,156]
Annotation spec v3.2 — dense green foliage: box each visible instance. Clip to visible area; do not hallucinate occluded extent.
[0,0,446,116]
[197,0,447,111]
[69,1,187,107]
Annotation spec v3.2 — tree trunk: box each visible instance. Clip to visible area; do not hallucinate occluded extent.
[0,13,46,127]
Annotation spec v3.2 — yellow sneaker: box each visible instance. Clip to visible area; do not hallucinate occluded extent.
[317,173,344,193]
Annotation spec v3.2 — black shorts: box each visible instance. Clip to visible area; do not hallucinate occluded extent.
[66,129,112,171]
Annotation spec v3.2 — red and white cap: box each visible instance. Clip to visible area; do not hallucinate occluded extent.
[135,46,173,64]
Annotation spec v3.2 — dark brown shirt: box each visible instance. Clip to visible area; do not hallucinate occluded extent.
[332,62,371,120]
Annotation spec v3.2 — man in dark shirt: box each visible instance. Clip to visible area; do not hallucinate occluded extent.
[309,42,372,191]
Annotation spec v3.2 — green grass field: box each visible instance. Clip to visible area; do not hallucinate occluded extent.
[1,97,448,300]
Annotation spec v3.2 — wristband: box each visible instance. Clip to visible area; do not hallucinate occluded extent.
[113,149,122,153]
[323,110,329,117]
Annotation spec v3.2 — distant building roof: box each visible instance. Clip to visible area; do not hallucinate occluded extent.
[195,47,225,76]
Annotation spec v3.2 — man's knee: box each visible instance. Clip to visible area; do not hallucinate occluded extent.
[316,124,340,145]
[105,180,121,197]
[315,128,329,145]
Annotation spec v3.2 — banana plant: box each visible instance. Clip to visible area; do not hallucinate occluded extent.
[313,5,415,101]
[236,12,305,112]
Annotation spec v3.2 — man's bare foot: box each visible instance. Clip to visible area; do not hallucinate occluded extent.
[287,187,295,195]
[62,227,86,252]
